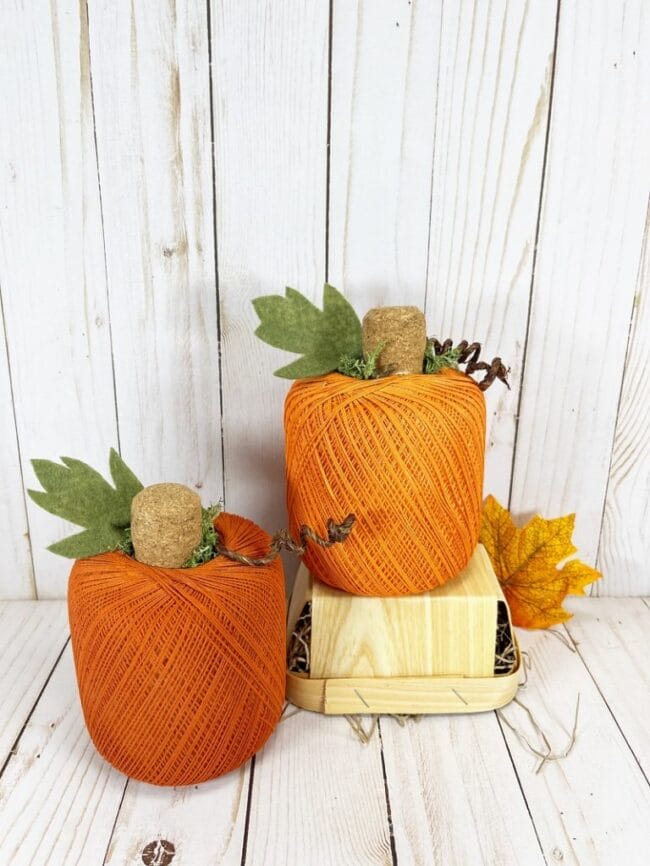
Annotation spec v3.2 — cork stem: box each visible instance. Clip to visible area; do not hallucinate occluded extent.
[131,483,203,568]
[362,306,427,376]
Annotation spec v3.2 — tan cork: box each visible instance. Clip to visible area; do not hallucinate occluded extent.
[131,482,202,568]
[362,306,427,375]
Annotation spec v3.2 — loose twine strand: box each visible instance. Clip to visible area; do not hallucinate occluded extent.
[215,514,356,567]
[340,666,580,774]
[497,694,581,774]
[286,608,580,773]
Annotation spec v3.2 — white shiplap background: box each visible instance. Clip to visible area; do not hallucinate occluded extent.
[0,0,648,599]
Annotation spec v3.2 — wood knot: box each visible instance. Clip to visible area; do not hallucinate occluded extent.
[141,839,176,866]
[161,238,188,259]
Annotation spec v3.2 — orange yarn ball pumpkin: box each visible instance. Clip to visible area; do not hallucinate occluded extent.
[285,369,486,595]
[68,512,285,786]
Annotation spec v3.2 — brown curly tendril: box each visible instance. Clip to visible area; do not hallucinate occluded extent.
[431,338,511,391]
[215,514,356,567]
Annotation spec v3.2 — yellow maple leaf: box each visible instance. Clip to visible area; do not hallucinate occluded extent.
[480,495,601,629]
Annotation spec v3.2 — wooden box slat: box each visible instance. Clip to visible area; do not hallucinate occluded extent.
[308,545,503,678]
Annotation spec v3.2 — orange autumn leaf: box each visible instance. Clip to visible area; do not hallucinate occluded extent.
[480,495,601,629]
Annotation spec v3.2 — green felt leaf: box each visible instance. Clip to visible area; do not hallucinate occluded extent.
[30,457,116,528]
[253,288,323,353]
[252,283,362,378]
[28,449,144,559]
[109,447,144,526]
[47,525,125,559]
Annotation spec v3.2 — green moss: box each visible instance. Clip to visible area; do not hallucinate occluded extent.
[183,503,222,567]
[338,339,462,379]
[115,527,134,557]
[424,342,462,374]
[337,342,385,380]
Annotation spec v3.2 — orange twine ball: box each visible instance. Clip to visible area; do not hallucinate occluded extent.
[68,512,286,786]
[285,369,486,595]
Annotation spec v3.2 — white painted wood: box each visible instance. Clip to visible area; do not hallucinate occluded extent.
[0,1,648,600]
[510,0,650,565]
[380,714,545,865]
[87,0,223,502]
[564,597,650,775]
[500,625,650,865]
[0,645,126,866]
[328,0,439,309]
[211,1,329,539]
[425,0,558,503]
[0,600,649,863]
[104,768,249,866]
[0,601,68,763]
[0,318,33,598]
[244,710,392,865]
[598,202,650,594]
[0,0,118,598]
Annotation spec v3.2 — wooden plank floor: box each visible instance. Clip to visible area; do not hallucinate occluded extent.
[0,599,648,866]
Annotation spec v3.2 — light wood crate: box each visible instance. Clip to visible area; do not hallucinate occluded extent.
[286,544,520,715]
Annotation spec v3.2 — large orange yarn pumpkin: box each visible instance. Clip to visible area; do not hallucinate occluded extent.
[285,369,485,595]
[68,512,285,786]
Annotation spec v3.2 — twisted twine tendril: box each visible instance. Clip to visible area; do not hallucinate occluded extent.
[215,514,356,567]
[430,338,511,391]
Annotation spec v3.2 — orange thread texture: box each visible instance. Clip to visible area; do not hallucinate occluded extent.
[285,370,486,595]
[68,512,286,786]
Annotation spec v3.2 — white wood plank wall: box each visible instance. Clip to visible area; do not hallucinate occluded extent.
[0,0,648,599]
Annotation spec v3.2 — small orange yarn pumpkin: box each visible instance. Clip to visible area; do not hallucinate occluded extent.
[285,369,486,595]
[68,512,285,786]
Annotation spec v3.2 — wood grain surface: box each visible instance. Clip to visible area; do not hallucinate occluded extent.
[2,598,649,865]
[509,0,650,568]
[597,202,650,594]
[310,545,502,678]
[0,0,647,597]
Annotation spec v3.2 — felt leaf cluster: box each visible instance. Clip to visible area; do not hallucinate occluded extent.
[28,449,143,559]
[480,495,601,629]
[252,283,362,378]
